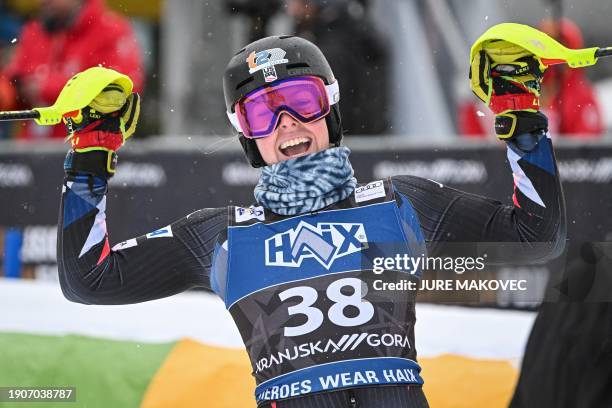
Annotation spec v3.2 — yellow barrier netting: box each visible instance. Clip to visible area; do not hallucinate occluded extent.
[141,339,518,408]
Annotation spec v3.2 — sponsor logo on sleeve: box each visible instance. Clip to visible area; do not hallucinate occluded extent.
[146,225,173,239]
[111,238,138,251]
[235,206,265,223]
[355,180,385,203]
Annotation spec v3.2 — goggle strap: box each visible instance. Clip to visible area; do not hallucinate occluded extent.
[227,109,243,133]
[326,80,340,105]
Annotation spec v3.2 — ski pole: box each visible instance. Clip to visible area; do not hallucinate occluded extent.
[540,47,612,66]
[472,23,612,69]
[0,109,40,122]
[0,66,133,124]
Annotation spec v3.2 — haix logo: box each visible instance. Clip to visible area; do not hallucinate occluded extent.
[265,221,367,269]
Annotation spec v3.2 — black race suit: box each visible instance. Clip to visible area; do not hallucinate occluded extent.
[57,131,564,408]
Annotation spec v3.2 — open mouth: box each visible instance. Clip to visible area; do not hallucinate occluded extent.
[278,137,312,157]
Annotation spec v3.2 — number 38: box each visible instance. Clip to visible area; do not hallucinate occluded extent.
[278,277,374,337]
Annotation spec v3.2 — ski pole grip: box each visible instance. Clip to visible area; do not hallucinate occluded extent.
[0,110,40,122]
[0,107,64,125]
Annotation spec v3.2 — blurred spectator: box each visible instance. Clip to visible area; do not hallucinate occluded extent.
[456,98,493,139]
[458,17,603,138]
[287,0,390,135]
[226,0,282,43]
[0,3,24,139]
[0,0,144,140]
[0,3,23,53]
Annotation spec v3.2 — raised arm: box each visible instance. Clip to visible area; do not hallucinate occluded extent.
[393,53,566,263]
[392,130,564,262]
[57,86,227,305]
[58,177,226,304]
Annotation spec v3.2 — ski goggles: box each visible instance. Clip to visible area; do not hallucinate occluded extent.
[227,76,340,138]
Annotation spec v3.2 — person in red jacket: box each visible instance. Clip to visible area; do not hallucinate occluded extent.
[1,0,144,140]
[458,18,603,138]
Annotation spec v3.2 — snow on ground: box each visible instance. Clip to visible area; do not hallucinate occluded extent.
[0,278,535,360]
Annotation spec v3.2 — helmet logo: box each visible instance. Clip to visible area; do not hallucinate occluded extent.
[246,48,289,82]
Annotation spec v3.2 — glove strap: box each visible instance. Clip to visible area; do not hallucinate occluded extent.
[495,111,548,140]
[489,92,540,115]
[64,150,117,179]
[70,128,124,152]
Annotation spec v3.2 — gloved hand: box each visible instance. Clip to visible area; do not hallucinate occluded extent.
[63,84,140,178]
[470,47,548,140]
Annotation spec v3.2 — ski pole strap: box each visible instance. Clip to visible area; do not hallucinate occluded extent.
[489,91,540,114]
[495,111,548,140]
[64,150,118,179]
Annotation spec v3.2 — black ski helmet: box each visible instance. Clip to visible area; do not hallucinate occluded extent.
[223,35,342,168]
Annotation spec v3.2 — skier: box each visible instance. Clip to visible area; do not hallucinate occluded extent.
[57,36,565,407]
